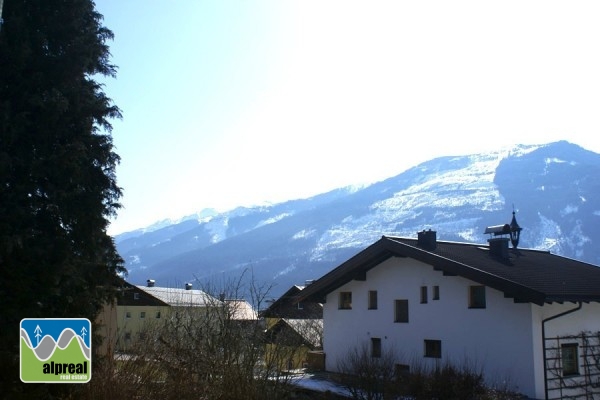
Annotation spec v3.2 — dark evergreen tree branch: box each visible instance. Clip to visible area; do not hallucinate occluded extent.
[0,1,124,397]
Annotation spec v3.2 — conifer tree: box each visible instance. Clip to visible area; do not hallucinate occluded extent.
[0,0,124,396]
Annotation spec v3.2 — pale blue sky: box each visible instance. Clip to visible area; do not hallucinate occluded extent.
[95,1,600,235]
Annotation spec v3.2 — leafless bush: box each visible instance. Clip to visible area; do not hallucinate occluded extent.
[336,343,524,400]
[336,342,401,400]
[79,270,301,399]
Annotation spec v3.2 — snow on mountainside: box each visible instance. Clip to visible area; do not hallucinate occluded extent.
[115,141,600,297]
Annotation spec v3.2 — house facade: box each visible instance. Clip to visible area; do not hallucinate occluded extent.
[299,228,600,400]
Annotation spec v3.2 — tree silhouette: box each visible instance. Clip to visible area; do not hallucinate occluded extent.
[0,0,124,397]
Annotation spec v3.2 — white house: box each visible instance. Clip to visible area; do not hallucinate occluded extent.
[298,221,600,400]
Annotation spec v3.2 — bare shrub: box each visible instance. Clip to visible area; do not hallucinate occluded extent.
[336,342,401,400]
[336,344,525,400]
[79,270,301,400]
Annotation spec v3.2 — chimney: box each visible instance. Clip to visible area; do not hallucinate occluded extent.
[488,237,510,259]
[147,279,155,287]
[417,229,437,250]
[185,283,193,290]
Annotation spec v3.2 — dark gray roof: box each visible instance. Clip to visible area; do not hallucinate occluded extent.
[298,235,600,306]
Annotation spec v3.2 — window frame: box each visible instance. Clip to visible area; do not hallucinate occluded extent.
[561,343,579,376]
[140,311,146,319]
[420,286,428,304]
[469,285,486,309]
[339,291,352,310]
[368,290,378,310]
[433,285,440,300]
[371,337,382,358]
[424,339,442,358]
[394,299,409,323]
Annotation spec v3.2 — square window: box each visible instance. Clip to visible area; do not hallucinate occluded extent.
[371,338,382,358]
[433,286,440,300]
[368,290,378,310]
[469,286,486,308]
[125,311,131,319]
[134,292,140,300]
[394,299,409,323]
[424,339,442,358]
[395,364,410,378]
[140,311,146,319]
[339,292,352,309]
[124,332,131,340]
[155,311,161,318]
[420,286,428,303]
[297,302,303,310]
[562,343,579,376]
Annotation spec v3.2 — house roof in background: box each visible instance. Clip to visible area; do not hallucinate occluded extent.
[262,285,323,319]
[298,235,600,306]
[136,285,218,307]
[225,299,258,320]
[116,279,170,307]
[266,318,323,349]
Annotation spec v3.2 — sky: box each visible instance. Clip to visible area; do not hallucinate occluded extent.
[94,1,600,236]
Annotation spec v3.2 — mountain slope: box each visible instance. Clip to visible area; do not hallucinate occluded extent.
[116,141,600,296]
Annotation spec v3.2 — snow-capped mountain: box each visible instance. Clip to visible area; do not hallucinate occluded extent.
[115,141,600,297]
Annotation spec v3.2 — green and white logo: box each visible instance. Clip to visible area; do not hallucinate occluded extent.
[20,318,91,383]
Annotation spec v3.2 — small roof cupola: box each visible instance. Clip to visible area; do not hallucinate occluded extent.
[484,209,523,259]
[509,210,522,249]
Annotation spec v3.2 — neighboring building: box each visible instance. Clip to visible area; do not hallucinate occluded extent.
[114,279,222,350]
[116,280,170,350]
[224,299,258,321]
[263,285,323,370]
[95,297,117,357]
[263,284,323,329]
[298,217,600,400]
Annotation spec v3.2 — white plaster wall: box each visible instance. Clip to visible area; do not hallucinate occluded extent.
[323,256,538,397]
[530,301,600,399]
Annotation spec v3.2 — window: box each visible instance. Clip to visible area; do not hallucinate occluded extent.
[562,343,579,376]
[433,286,440,300]
[155,311,161,319]
[469,285,486,308]
[133,292,140,300]
[424,340,442,358]
[140,311,146,319]
[125,311,131,319]
[297,301,303,310]
[124,332,131,340]
[368,290,378,310]
[371,338,382,358]
[420,286,428,303]
[394,299,409,323]
[395,364,410,378]
[339,292,352,309]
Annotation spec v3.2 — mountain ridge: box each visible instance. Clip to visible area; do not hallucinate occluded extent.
[116,140,600,297]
